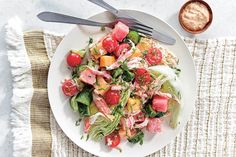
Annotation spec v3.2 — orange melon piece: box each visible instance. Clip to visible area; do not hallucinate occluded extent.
[100,56,116,68]
[136,37,154,52]
[130,48,143,59]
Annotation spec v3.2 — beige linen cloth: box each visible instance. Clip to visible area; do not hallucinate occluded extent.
[6,17,236,157]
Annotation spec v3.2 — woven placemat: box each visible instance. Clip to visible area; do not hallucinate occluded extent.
[7,20,236,157]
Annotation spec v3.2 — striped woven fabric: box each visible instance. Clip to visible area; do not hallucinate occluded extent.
[13,30,236,157]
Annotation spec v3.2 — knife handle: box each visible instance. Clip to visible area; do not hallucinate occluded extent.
[88,0,118,15]
[37,12,107,26]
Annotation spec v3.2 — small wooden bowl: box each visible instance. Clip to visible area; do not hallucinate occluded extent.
[179,0,213,34]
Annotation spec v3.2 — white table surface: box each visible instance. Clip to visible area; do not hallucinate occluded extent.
[0,0,235,156]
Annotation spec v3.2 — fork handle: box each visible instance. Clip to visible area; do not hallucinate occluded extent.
[37,12,107,27]
[88,0,118,15]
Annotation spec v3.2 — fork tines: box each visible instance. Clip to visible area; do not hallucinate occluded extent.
[116,18,153,36]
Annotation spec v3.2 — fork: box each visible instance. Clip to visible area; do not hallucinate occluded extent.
[38,12,154,35]
[87,0,176,45]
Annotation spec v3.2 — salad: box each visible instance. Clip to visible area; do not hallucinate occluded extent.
[61,22,181,149]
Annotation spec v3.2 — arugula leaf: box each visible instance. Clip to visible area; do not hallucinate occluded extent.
[87,60,97,68]
[122,37,129,43]
[172,67,181,76]
[72,70,77,79]
[112,68,123,79]
[69,88,92,117]
[144,103,157,117]
[70,95,79,112]
[120,62,129,71]
[75,118,82,126]
[76,64,87,75]
[76,88,92,106]
[88,37,93,44]
[120,62,135,82]
[78,103,90,116]
[128,129,144,145]
[122,70,134,82]
[142,50,148,55]
[156,112,166,118]
[93,48,99,54]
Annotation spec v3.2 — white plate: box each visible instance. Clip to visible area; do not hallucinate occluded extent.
[48,10,197,157]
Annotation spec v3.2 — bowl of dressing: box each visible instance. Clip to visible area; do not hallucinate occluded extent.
[179,0,213,34]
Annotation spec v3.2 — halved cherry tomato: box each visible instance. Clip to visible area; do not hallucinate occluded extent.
[145,47,162,65]
[114,43,131,57]
[102,36,119,53]
[61,79,78,96]
[133,111,145,123]
[67,51,82,67]
[104,89,120,105]
[135,68,152,85]
[105,132,121,148]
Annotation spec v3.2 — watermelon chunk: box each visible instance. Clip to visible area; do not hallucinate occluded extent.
[84,117,90,133]
[146,118,162,133]
[152,95,168,112]
[112,22,129,42]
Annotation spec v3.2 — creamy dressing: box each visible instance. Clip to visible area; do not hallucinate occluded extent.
[180,2,210,31]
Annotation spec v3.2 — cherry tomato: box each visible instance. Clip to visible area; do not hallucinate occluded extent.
[145,47,162,65]
[67,51,82,67]
[135,68,152,85]
[104,89,120,105]
[61,79,78,96]
[133,111,145,123]
[102,36,119,53]
[114,43,131,57]
[105,132,121,148]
